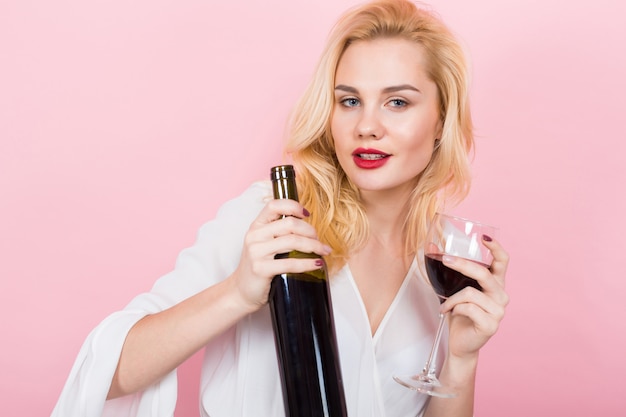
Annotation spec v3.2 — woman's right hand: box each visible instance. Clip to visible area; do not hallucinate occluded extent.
[229,198,332,313]
[109,198,330,399]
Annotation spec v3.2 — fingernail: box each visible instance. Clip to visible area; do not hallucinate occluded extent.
[322,245,332,254]
[442,255,456,264]
[315,258,325,267]
[303,208,311,217]
[482,234,493,242]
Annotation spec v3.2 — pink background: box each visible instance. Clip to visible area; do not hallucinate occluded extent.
[1,0,625,415]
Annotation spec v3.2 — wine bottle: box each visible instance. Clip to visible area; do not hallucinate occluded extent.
[269,165,348,417]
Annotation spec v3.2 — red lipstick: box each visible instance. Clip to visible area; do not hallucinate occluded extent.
[352,148,390,169]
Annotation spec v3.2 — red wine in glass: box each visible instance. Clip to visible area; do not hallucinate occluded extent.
[424,253,486,301]
[394,213,496,398]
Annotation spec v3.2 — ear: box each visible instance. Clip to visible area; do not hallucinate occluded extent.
[433,122,443,149]
[435,118,444,142]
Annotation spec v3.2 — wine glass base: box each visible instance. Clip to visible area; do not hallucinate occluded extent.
[393,375,457,398]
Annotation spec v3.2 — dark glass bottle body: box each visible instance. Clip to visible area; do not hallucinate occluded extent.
[269,165,348,417]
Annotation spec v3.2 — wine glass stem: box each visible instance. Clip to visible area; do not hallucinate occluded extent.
[423,313,446,376]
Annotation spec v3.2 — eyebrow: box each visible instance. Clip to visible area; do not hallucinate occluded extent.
[334,84,421,94]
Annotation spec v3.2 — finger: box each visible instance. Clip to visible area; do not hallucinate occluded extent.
[482,236,509,283]
[441,255,498,294]
[251,257,326,279]
[254,199,310,225]
[268,216,320,240]
[275,257,327,275]
[440,287,506,317]
[440,286,505,318]
[448,302,501,337]
[267,233,332,257]
[245,220,332,263]
[245,217,324,255]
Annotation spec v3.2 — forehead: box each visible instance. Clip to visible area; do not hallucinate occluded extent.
[335,37,432,86]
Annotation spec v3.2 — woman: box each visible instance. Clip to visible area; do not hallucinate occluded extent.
[52,0,509,416]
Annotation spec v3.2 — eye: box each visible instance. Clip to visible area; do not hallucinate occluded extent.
[339,97,360,108]
[388,98,408,108]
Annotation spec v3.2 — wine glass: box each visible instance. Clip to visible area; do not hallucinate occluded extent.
[393,213,496,398]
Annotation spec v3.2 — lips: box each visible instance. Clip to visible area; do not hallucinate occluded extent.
[352,148,390,169]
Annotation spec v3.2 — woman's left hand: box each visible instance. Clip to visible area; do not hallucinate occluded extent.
[439,236,510,359]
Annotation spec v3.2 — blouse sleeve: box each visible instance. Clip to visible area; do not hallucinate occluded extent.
[51,181,271,417]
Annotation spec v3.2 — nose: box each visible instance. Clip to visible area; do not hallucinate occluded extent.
[356,107,383,140]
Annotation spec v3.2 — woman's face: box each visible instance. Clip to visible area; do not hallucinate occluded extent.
[331,37,442,201]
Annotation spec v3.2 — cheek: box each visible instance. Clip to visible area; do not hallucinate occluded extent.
[330,119,353,171]
[330,114,348,149]
[404,116,439,152]
[405,131,436,168]
[416,134,436,155]
[330,110,343,132]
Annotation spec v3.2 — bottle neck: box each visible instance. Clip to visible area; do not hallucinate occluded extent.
[271,165,299,202]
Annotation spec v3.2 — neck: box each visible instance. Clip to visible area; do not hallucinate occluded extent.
[360,186,413,246]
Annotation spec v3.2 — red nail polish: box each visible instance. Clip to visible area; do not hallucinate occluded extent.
[482,234,493,242]
[315,259,324,267]
[303,208,311,217]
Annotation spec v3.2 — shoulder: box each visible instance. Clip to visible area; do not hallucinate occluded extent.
[194,180,270,247]
[215,180,271,220]
[168,180,271,284]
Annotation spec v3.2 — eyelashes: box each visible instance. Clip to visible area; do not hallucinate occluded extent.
[336,96,410,109]
[338,97,360,107]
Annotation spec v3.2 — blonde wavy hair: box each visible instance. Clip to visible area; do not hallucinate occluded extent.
[285,0,474,273]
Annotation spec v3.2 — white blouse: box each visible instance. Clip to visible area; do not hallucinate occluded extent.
[51,181,445,417]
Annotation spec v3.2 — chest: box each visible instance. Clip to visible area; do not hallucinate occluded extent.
[348,250,413,335]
